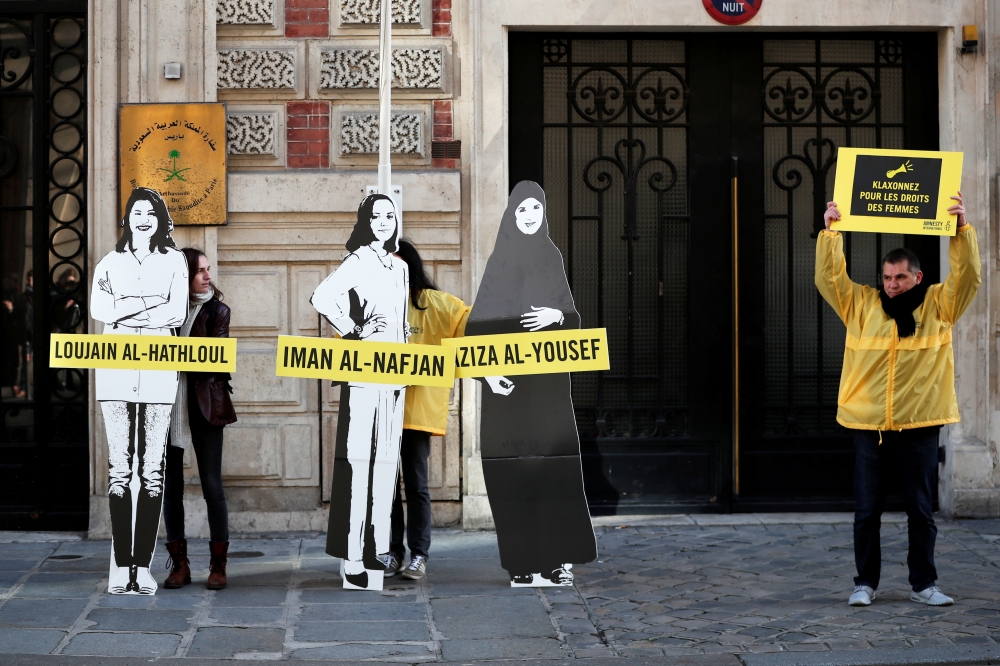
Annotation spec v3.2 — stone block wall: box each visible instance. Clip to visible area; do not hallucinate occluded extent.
[203,0,464,535]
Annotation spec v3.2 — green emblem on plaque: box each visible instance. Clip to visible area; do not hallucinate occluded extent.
[159,150,191,182]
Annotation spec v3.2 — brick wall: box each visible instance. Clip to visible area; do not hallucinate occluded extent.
[432,0,452,37]
[432,100,458,168]
[287,101,330,169]
[286,0,329,38]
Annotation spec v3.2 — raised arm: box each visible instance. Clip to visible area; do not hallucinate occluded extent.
[814,202,865,325]
[935,192,982,324]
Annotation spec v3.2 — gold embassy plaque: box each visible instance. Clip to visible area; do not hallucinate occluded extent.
[120,103,227,225]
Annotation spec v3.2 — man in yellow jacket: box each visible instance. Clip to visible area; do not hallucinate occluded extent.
[816,192,980,608]
[387,241,471,581]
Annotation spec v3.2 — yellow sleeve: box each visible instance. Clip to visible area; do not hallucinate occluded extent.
[814,229,865,325]
[936,224,982,324]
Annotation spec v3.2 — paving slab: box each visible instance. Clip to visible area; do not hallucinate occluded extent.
[186,626,286,658]
[440,637,567,660]
[295,620,430,641]
[0,598,89,628]
[61,632,181,657]
[0,628,66,654]
[432,595,556,639]
[288,643,435,661]
[84,607,194,632]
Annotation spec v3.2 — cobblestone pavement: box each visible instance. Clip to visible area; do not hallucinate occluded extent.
[0,515,998,661]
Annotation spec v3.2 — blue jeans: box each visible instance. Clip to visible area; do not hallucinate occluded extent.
[853,427,940,592]
[390,429,432,559]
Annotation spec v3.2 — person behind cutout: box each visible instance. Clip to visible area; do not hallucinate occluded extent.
[90,188,187,594]
[311,193,409,590]
[467,180,597,586]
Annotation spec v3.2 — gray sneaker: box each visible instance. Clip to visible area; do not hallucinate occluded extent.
[848,585,875,606]
[401,555,427,580]
[911,586,954,606]
[382,553,403,577]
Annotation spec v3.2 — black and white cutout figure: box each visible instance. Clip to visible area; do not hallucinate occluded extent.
[311,194,409,591]
[90,188,188,594]
[467,181,597,587]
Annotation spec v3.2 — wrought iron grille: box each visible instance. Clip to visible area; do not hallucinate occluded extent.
[0,10,88,529]
[762,39,906,437]
[542,39,690,440]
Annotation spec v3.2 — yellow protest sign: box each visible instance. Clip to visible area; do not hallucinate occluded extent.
[50,333,237,372]
[442,329,610,378]
[831,147,963,236]
[275,336,455,387]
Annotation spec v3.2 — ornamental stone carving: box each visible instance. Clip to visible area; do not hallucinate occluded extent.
[320,48,442,89]
[218,0,275,24]
[340,0,421,24]
[218,50,295,89]
[227,113,277,155]
[341,113,421,154]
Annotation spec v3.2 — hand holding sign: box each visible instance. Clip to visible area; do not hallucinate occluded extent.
[520,306,564,331]
[949,191,967,228]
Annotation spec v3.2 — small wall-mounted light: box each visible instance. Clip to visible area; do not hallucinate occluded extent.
[164,62,182,79]
[961,25,979,54]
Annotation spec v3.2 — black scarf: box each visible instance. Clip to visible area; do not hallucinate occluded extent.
[878,282,930,338]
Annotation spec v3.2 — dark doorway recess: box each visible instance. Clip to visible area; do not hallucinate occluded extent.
[509,32,940,514]
[1,4,89,530]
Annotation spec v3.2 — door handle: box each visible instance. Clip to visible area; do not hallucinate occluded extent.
[732,156,741,497]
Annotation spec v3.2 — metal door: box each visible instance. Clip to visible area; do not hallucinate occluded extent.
[1,5,89,529]
[509,33,940,513]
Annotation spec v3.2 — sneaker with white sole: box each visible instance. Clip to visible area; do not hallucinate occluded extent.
[911,586,954,606]
[848,585,876,606]
[401,555,427,580]
[382,553,403,578]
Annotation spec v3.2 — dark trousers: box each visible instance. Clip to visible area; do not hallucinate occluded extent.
[853,427,940,592]
[163,398,229,543]
[390,429,432,559]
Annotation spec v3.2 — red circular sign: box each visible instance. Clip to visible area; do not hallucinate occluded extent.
[703,0,762,25]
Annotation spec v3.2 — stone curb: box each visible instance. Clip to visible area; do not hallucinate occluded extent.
[737,646,1000,666]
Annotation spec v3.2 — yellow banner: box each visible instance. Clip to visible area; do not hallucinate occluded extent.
[50,334,237,372]
[831,147,964,236]
[275,336,456,387]
[442,329,610,378]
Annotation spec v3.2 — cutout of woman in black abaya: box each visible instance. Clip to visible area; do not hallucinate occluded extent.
[467,180,597,587]
[311,193,409,591]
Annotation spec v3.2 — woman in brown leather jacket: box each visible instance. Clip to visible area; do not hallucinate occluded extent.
[161,248,237,590]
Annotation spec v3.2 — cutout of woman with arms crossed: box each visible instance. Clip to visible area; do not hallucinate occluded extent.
[90,188,187,594]
[310,194,409,590]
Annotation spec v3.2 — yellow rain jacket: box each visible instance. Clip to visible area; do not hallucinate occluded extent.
[404,289,471,435]
[814,225,981,431]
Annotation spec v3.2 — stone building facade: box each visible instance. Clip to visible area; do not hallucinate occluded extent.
[34,0,1000,535]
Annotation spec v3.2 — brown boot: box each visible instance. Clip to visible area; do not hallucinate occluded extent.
[164,539,191,589]
[207,541,229,590]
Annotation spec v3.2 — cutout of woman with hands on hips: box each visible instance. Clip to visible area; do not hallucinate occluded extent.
[467,180,597,587]
[310,193,409,590]
[90,188,188,594]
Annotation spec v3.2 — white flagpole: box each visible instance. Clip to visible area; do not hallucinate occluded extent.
[377,0,392,200]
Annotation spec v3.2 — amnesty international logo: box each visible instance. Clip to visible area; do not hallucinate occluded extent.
[119,103,228,226]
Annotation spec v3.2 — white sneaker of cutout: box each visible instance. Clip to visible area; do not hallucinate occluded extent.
[108,565,131,594]
[848,585,875,606]
[910,586,954,606]
[136,567,158,595]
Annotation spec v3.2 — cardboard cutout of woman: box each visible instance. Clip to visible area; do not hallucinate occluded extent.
[90,188,188,594]
[467,181,597,587]
[311,194,409,591]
